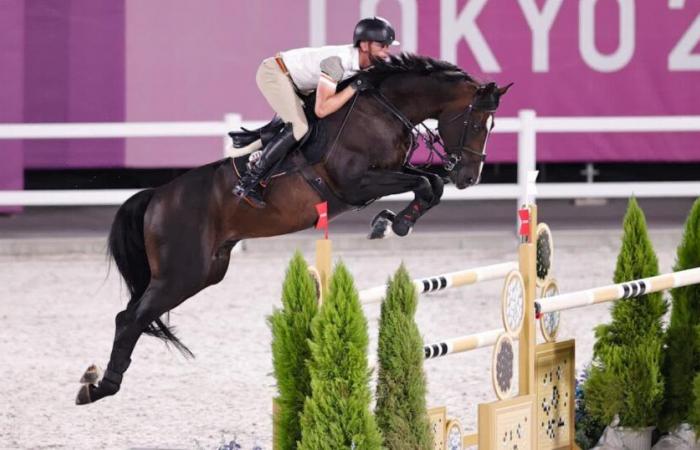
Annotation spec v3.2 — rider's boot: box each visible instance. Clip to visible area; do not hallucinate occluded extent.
[233,123,297,208]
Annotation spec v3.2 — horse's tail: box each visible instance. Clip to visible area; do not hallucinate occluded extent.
[108,189,193,357]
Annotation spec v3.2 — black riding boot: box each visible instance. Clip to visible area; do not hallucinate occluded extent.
[233,123,297,208]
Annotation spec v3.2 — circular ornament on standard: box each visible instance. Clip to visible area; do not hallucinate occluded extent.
[445,419,463,450]
[536,222,554,287]
[539,279,560,343]
[501,270,525,336]
[307,265,323,305]
[492,333,515,400]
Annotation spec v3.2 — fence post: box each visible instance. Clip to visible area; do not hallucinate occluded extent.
[517,110,537,210]
[223,113,242,157]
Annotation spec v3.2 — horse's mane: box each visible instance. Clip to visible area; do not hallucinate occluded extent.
[363,53,476,86]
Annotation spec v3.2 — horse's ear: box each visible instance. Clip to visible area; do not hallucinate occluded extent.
[497,82,513,97]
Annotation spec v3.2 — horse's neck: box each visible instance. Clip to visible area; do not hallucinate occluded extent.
[379,77,446,125]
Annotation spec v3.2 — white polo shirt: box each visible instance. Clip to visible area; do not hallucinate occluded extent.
[280,44,360,92]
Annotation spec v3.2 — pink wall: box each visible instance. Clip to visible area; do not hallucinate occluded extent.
[125,1,313,167]
[0,0,24,212]
[123,0,700,167]
[22,0,125,169]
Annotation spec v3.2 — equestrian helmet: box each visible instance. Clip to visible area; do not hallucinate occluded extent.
[353,16,400,47]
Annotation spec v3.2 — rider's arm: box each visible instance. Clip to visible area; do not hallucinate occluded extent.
[314,56,357,118]
[315,82,356,118]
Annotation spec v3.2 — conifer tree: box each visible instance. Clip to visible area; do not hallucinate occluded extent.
[660,198,700,430]
[375,264,432,449]
[689,374,700,435]
[298,262,381,450]
[269,252,319,450]
[585,198,666,428]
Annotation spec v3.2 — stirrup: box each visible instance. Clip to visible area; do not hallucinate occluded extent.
[241,188,266,208]
[233,180,266,208]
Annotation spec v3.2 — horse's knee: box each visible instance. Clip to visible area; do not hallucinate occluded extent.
[431,176,444,197]
[428,176,444,205]
[414,176,433,199]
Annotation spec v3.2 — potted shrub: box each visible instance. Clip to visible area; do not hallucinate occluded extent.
[584,198,666,449]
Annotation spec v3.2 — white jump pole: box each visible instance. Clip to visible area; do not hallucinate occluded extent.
[359,261,518,304]
[423,328,509,359]
[536,267,700,315]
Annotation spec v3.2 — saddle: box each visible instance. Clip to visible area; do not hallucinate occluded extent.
[227,94,351,213]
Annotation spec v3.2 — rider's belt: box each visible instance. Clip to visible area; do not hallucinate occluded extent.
[274,54,302,95]
[274,54,290,76]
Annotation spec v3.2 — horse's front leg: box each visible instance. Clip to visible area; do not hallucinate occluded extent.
[403,166,444,211]
[344,169,437,238]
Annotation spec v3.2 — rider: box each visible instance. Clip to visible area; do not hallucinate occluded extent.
[232,16,399,208]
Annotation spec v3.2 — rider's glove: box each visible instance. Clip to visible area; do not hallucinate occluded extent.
[351,73,373,92]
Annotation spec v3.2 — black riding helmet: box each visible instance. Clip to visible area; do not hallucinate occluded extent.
[353,16,400,47]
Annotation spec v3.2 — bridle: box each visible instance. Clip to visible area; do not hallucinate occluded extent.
[370,89,494,172]
[439,103,494,171]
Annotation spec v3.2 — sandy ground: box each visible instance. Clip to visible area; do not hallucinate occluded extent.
[0,227,686,450]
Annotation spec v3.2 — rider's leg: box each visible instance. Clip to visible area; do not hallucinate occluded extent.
[233,58,308,208]
[256,59,308,141]
[233,123,296,208]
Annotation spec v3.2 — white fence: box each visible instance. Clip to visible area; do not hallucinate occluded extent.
[1,110,699,206]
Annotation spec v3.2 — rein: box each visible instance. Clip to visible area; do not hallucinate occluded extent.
[324,91,361,162]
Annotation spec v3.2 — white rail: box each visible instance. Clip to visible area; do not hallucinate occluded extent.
[423,328,508,359]
[1,111,699,206]
[359,261,517,304]
[536,267,700,314]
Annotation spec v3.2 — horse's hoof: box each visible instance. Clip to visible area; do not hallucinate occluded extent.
[75,384,94,405]
[369,217,396,240]
[391,219,413,237]
[368,210,396,240]
[79,364,103,385]
[370,209,396,228]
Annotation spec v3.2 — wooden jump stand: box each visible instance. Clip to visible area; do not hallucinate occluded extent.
[419,203,576,450]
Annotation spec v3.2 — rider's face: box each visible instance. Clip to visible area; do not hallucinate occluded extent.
[360,41,391,62]
[368,42,391,60]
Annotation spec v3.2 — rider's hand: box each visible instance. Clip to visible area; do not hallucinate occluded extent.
[351,73,373,92]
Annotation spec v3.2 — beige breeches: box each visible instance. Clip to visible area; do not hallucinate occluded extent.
[256,58,309,140]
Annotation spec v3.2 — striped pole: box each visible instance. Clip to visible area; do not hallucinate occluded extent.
[359,261,518,304]
[424,328,511,359]
[536,267,700,315]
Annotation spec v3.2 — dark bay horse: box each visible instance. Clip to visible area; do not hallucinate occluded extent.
[76,54,510,404]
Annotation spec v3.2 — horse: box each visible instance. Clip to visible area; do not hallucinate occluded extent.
[76,54,511,404]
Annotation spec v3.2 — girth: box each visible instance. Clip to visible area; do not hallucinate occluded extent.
[289,152,349,216]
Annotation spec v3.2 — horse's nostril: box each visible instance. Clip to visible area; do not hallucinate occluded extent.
[467,177,474,185]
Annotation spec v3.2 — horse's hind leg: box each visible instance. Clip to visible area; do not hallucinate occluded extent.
[76,280,187,405]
